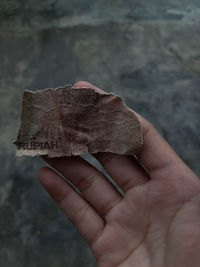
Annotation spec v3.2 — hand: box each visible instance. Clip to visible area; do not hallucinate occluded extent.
[38,81,200,267]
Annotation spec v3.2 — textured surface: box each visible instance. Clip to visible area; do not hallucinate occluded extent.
[15,86,142,157]
[0,0,200,266]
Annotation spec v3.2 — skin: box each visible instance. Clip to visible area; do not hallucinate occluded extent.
[38,81,200,267]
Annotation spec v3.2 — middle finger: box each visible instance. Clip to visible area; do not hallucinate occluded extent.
[42,156,122,217]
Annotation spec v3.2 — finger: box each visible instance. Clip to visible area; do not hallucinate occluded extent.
[74,81,104,94]
[74,81,149,191]
[94,152,149,191]
[74,81,196,181]
[38,166,105,246]
[42,156,122,217]
[134,113,197,180]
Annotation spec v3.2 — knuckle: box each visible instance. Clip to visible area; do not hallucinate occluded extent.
[77,173,96,193]
[103,197,121,216]
[74,204,90,227]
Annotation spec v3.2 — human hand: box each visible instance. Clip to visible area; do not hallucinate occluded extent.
[38,81,200,267]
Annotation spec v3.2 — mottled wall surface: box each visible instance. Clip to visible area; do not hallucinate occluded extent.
[0,1,200,266]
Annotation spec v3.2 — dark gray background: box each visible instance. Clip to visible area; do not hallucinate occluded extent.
[0,1,200,266]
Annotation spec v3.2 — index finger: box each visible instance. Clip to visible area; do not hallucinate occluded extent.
[135,113,195,180]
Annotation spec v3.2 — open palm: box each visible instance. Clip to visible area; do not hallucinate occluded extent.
[38,82,200,267]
